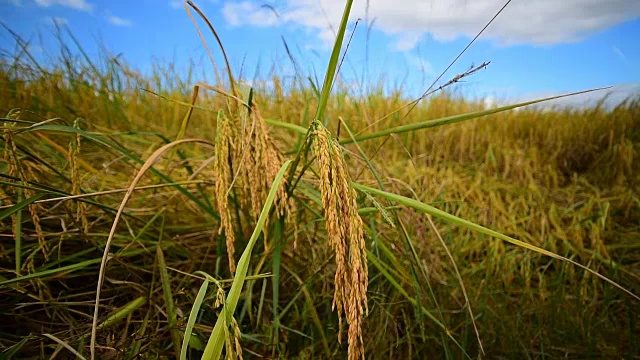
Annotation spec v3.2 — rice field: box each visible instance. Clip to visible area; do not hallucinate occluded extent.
[1,3,639,359]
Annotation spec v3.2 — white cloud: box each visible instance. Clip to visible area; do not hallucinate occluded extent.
[222,2,280,27]
[222,0,640,50]
[404,53,434,75]
[169,1,182,9]
[35,0,92,12]
[519,83,640,109]
[395,32,423,52]
[108,16,133,27]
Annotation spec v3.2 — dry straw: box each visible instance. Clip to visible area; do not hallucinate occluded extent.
[311,119,368,360]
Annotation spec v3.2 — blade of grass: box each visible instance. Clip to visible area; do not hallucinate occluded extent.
[185,1,236,98]
[405,0,513,118]
[281,263,331,358]
[126,306,151,360]
[126,270,155,360]
[0,177,145,223]
[2,336,30,359]
[43,333,87,360]
[96,296,147,330]
[271,217,284,357]
[35,131,99,175]
[315,0,354,123]
[176,85,200,141]
[157,233,182,357]
[427,214,484,354]
[23,124,219,220]
[256,278,267,328]
[285,0,354,187]
[354,182,640,301]
[367,251,471,359]
[0,247,150,287]
[180,276,211,360]
[201,160,291,360]
[1,24,45,73]
[0,192,45,222]
[170,84,215,212]
[265,119,307,136]
[90,138,215,360]
[341,117,452,345]
[15,188,23,274]
[341,88,610,144]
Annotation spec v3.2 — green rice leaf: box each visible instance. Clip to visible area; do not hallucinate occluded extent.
[180,277,210,360]
[0,193,45,221]
[97,296,147,330]
[354,182,640,301]
[201,160,292,360]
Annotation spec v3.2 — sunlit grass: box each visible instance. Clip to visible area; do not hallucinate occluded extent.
[1,4,639,359]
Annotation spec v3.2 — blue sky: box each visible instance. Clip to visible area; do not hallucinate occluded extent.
[1,0,639,108]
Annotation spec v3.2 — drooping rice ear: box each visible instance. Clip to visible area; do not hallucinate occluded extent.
[312,120,368,360]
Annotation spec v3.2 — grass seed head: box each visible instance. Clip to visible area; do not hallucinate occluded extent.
[214,111,237,272]
[238,104,297,247]
[311,120,368,360]
[3,111,48,260]
[241,105,295,221]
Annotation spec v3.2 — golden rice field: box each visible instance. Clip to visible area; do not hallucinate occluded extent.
[1,4,639,359]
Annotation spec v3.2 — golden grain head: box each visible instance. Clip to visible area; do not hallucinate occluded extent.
[214,102,298,272]
[232,316,244,360]
[311,119,368,360]
[3,113,48,259]
[240,104,297,243]
[214,111,237,272]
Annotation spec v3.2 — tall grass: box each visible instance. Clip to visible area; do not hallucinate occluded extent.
[1,3,639,359]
